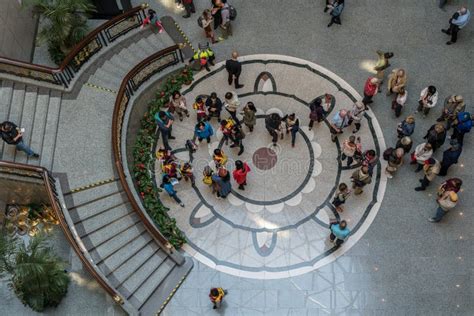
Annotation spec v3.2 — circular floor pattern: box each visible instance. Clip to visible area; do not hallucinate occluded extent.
[154,55,387,279]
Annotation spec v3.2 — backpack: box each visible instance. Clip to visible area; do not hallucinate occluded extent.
[229,5,237,20]
[383,147,394,161]
[197,16,203,28]
[457,112,472,133]
[203,166,213,185]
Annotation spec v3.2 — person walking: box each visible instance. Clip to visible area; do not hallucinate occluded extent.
[374,50,394,90]
[351,166,372,195]
[349,101,366,133]
[450,111,472,146]
[423,123,446,151]
[229,124,245,155]
[179,162,195,185]
[209,287,227,309]
[330,109,350,142]
[265,113,282,146]
[396,115,415,138]
[415,158,441,191]
[212,167,232,198]
[0,121,39,158]
[232,160,251,190]
[327,0,345,27]
[194,121,214,144]
[181,0,195,18]
[308,95,330,130]
[436,95,465,130]
[385,147,404,179]
[341,136,362,167]
[226,51,244,89]
[224,92,241,124]
[205,92,223,122]
[442,6,471,45]
[361,149,378,176]
[169,91,190,121]
[213,149,228,168]
[392,87,407,118]
[219,0,233,39]
[429,191,458,222]
[201,9,217,43]
[411,142,433,172]
[161,175,185,207]
[332,183,351,213]
[155,111,175,151]
[140,9,164,33]
[241,102,256,132]
[386,69,407,96]
[416,86,438,117]
[396,136,413,154]
[439,140,462,176]
[283,113,300,147]
[362,77,379,106]
[329,220,350,247]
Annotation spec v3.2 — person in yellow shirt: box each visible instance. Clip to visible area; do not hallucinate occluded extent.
[209,287,227,309]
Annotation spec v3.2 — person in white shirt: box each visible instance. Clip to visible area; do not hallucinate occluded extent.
[417,86,438,117]
[392,87,408,118]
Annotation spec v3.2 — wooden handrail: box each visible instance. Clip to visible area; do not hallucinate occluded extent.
[0,4,147,76]
[0,160,125,305]
[111,45,180,253]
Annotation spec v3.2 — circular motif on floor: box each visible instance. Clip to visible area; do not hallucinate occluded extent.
[154,54,387,279]
[252,147,277,170]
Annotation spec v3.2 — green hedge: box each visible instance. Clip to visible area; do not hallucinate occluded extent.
[132,67,193,248]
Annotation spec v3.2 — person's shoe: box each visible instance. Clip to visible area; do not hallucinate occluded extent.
[179,202,185,207]
[428,218,437,222]
[238,185,245,190]
[308,127,312,131]
[436,118,443,122]
[236,84,244,89]
[179,117,183,121]
[414,187,425,191]
[186,113,190,117]
[441,29,449,34]
[292,144,295,148]
[352,129,359,134]
[213,306,217,309]
[272,142,277,146]
[32,153,40,158]
[238,148,244,156]
[415,168,422,173]
[230,144,237,148]
[182,14,190,18]
[446,41,454,45]
[419,179,423,183]
[386,173,393,179]
[414,110,418,114]
[327,23,333,28]
[218,36,225,42]
[169,136,176,140]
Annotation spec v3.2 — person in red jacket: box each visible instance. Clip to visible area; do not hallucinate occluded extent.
[232,160,251,190]
[362,77,379,106]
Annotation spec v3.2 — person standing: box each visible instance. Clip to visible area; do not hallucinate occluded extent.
[232,160,251,190]
[327,0,345,27]
[220,0,232,39]
[374,50,394,90]
[205,92,223,122]
[330,109,350,142]
[438,178,463,194]
[201,9,217,43]
[161,175,185,207]
[451,111,472,146]
[439,141,462,176]
[190,45,215,72]
[392,87,407,118]
[416,86,438,117]
[169,91,190,121]
[351,166,372,195]
[415,158,441,191]
[442,7,471,45]
[212,167,232,198]
[193,97,208,121]
[341,136,361,167]
[241,102,257,132]
[362,77,379,106]
[0,121,40,158]
[194,121,214,144]
[429,191,458,222]
[179,162,195,185]
[350,101,366,133]
[423,123,446,151]
[225,51,244,89]
[181,0,195,18]
[224,92,241,124]
[396,115,415,138]
[213,149,228,168]
[396,136,413,154]
[155,111,175,151]
[308,95,330,130]
[283,113,300,147]
[329,220,350,247]
[361,149,378,176]
[436,95,465,130]
[411,142,433,172]
[385,148,404,179]
[229,124,245,155]
[332,183,351,212]
[386,69,407,96]
[265,113,282,146]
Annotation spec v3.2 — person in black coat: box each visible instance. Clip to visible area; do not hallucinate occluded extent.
[225,51,244,89]
[439,141,463,176]
[423,123,446,151]
[205,92,223,122]
[265,113,282,146]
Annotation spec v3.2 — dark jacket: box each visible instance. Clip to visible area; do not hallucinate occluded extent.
[441,147,462,166]
[265,113,281,131]
[205,97,223,112]
[225,59,242,76]
[424,125,446,150]
[0,121,21,145]
[396,139,413,154]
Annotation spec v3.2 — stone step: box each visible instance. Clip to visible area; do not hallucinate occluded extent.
[0,80,14,158]
[1,83,26,161]
[98,60,128,81]
[76,202,132,237]
[68,189,127,224]
[148,31,176,48]
[134,36,158,57]
[110,243,162,288]
[40,90,62,170]
[116,47,140,70]
[27,88,50,165]
[98,231,152,276]
[15,86,38,164]
[132,257,176,309]
[109,52,136,74]
[83,212,140,251]
[65,179,121,207]
[89,222,146,264]
[89,69,123,91]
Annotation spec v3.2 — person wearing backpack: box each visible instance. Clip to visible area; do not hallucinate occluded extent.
[220,0,233,39]
[155,111,175,151]
[327,0,344,27]
[451,112,472,145]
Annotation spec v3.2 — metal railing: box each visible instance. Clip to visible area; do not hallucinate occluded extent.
[0,160,126,306]
[112,45,184,254]
[0,5,148,89]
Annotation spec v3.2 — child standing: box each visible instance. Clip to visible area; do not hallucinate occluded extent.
[232,160,251,190]
[161,175,185,207]
[193,97,207,121]
[140,9,164,33]
[332,183,351,212]
[213,149,227,168]
[209,287,227,309]
[180,162,195,185]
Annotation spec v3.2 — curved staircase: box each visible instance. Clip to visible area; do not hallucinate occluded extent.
[0,9,193,315]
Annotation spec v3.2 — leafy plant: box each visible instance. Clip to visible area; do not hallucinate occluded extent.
[132,67,194,248]
[23,0,96,64]
[0,231,70,312]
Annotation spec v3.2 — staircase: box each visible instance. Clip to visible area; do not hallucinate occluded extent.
[0,21,192,315]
